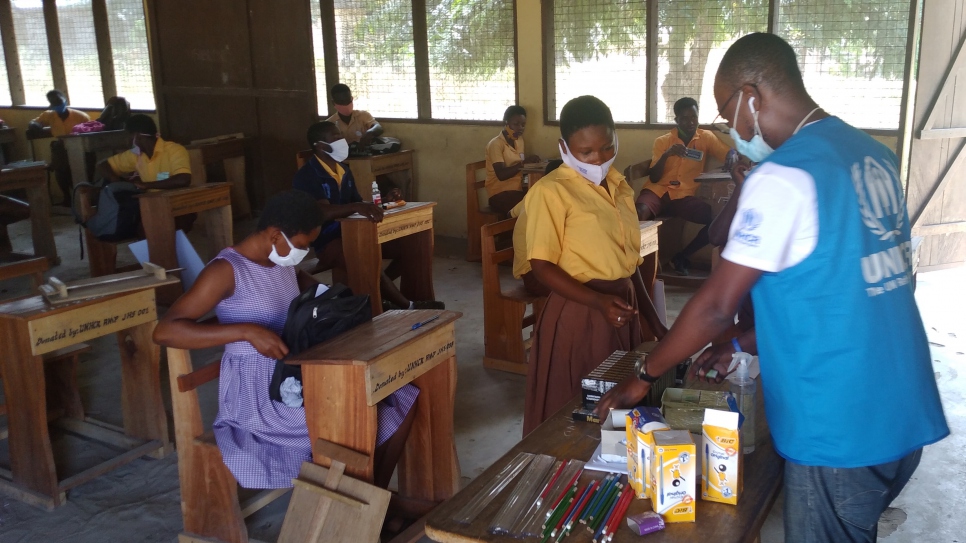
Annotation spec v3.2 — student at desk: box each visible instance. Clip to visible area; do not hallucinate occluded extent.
[522,96,666,435]
[94,114,191,190]
[26,90,90,206]
[293,121,444,310]
[327,83,383,148]
[153,190,419,489]
[485,105,541,216]
[637,97,733,275]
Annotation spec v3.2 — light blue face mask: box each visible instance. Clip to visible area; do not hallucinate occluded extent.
[52,103,67,115]
[731,94,774,163]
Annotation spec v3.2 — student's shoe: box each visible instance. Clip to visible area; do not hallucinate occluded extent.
[410,300,446,310]
[670,254,690,276]
[382,299,402,311]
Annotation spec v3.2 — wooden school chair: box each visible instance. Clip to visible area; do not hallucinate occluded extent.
[74,185,140,277]
[481,218,546,375]
[166,347,290,543]
[188,133,253,220]
[465,160,499,262]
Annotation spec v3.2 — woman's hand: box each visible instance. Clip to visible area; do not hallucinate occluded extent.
[689,342,736,383]
[244,324,289,360]
[594,376,651,416]
[596,294,638,328]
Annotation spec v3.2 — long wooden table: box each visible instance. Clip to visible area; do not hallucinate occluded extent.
[0,126,17,165]
[0,287,173,509]
[347,149,415,201]
[60,130,132,187]
[339,201,435,316]
[0,164,59,266]
[425,378,781,542]
[289,309,462,505]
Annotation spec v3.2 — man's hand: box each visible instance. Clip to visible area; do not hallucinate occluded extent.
[689,343,736,384]
[596,294,637,328]
[730,163,750,186]
[524,154,541,164]
[594,376,650,416]
[359,132,375,148]
[353,202,384,222]
[665,144,687,158]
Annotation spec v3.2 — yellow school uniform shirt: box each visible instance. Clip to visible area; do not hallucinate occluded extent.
[32,108,90,137]
[316,155,345,186]
[107,137,191,182]
[325,110,377,144]
[648,128,731,199]
[484,133,525,197]
[525,164,642,283]
[509,199,529,278]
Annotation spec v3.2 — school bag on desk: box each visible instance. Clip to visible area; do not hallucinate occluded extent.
[269,283,372,406]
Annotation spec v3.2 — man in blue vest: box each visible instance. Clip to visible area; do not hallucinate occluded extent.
[595,33,948,542]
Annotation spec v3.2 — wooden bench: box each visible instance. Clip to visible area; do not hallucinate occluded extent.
[73,184,140,277]
[480,218,545,375]
[0,255,48,293]
[166,347,289,543]
[465,160,499,262]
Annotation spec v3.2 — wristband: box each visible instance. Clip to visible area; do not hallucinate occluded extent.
[731,337,741,353]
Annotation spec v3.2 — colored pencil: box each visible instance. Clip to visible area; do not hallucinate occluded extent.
[579,474,614,524]
[545,469,583,517]
[537,461,567,507]
[543,486,576,531]
[588,478,622,525]
[604,486,634,541]
[599,485,633,541]
[589,482,621,533]
[550,485,583,537]
[558,481,596,540]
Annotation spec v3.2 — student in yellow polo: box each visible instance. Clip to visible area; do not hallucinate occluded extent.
[96,114,191,190]
[485,105,541,216]
[638,97,733,275]
[27,89,91,205]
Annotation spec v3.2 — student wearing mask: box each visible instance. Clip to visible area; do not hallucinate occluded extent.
[484,105,541,216]
[638,97,733,275]
[27,90,91,205]
[326,83,383,147]
[293,121,443,310]
[95,114,192,190]
[154,190,419,489]
[522,96,666,435]
[596,33,948,543]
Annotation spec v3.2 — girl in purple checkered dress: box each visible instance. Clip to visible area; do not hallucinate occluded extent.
[155,190,419,489]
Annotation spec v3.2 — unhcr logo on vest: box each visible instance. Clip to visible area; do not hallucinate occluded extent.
[852,156,912,294]
[732,208,762,247]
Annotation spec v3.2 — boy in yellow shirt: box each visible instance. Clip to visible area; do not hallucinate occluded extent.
[27,90,90,206]
[95,114,192,190]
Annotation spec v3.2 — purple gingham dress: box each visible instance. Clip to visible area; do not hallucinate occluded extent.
[211,248,419,489]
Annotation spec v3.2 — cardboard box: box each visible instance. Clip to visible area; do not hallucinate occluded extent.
[625,407,669,499]
[661,388,734,433]
[600,409,631,462]
[701,408,743,505]
[651,430,696,523]
[581,351,641,408]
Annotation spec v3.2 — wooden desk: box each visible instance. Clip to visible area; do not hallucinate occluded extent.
[0,288,172,509]
[136,183,233,304]
[289,309,462,504]
[425,378,782,543]
[0,127,17,164]
[60,130,132,187]
[187,136,252,219]
[347,150,415,201]
[521,161,549,186]
[0,164,59,266]
[339,201,435,316]
[639,220,661,300]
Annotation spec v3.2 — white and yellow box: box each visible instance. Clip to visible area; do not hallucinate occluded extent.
[702,408,743,505]
[625,407,669,499]
[650,430,695,523]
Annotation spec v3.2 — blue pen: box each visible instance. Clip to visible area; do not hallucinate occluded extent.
[659,454,664,506]
[411,314,440,330]
[705,444,709,494]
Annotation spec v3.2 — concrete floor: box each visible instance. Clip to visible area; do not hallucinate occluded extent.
[0,214,963,542]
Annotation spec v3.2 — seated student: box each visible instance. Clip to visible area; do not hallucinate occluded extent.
[522,96,667,435]
[95,114,191,190]
[637,97,733,275]
[27,90,91,206]
[326,83,383,148]
[510,159,562,297]
[153,190,419,489]
[485,105,541,216]
[293,121,443,310]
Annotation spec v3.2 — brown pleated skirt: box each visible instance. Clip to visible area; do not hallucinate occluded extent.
[522,277,645,436]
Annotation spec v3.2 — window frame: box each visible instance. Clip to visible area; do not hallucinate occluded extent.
[313,0,520,125]
[0,0,156,112]
[541,0,915,136]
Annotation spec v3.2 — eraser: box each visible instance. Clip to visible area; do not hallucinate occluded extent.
[705,369,719,380]
[627,511,665,535]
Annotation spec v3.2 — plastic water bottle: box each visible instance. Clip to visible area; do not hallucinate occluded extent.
[371,181,382,208]
[728,352,756,454]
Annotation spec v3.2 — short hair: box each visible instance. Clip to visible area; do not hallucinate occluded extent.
[306,121,339,147]
[124,114,157,135]
[46,89,66,102]
[717,33,806,95]
[503,105,527,123]
[559,95,615,144]
[673,97,698,117]
[331,84,351,99]
[257,190,323,237]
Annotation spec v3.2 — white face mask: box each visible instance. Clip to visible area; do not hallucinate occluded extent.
[731,94,775,163]
[325,138,350,162]
[558,133,619,185]
[131,136,141,156]
[268,231,308,267]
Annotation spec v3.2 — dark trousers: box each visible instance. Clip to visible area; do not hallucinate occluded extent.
[488,190,525,218]
[637,189,712,258]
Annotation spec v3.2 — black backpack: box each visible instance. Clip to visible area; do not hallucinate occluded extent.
[269,283,372,403]
[72,181,142,241]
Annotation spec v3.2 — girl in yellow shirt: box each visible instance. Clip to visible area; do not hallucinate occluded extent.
[522,96,667,435]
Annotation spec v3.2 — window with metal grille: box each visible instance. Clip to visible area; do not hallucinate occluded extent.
[310,0,326,115]
[0,34,11,106]
[332,0,418,119]
[426,0,515,121]
[11,0,53,107]
[550,0,647,123]
[656,0,768,124]
[106,0,155,110]
[58,0,104,108]
[776,0,911,130]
